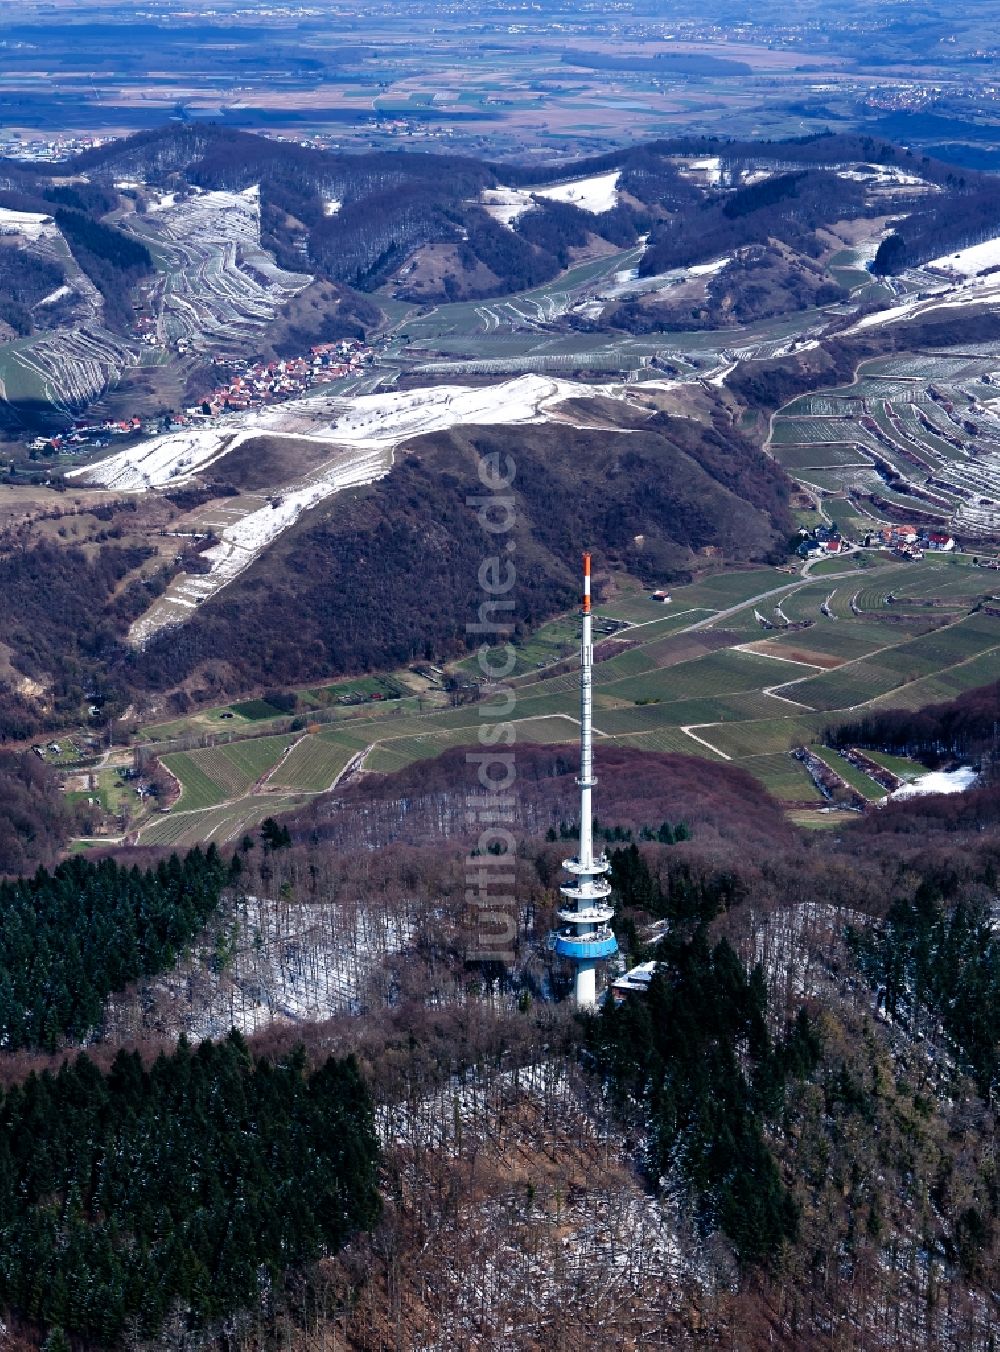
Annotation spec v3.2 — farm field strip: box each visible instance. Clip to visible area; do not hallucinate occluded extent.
[772,616,1000,711]
[146,556,998,841]
[695,714,830,760]
[810,747,886,801]
[159,753,228,812]
[162,734,297,809]
[734,753,824,803]
[266,736,357,792]
[139,794,304,848]
[866,646,1000,710]
[610,728,727,759]
[129,187,312,354]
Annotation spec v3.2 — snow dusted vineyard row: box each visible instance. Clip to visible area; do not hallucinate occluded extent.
[127,443,393,645]
[0,185,311,421]
[773,353,1000,536]
[8,324,136,415]
[131,186,313,354]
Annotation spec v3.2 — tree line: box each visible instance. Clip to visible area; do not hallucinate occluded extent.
[829,678,1000,770]
[0,846,233,1049]
[0,1033,380,1343]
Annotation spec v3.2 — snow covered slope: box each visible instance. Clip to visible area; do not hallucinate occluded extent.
[76,372,675,645]
[480,172,620,228]
[72,373,655,493]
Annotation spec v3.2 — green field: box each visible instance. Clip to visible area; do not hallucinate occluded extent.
[266,735,356,792]
[143,555,1000,842]
[811,747,885,801]
[140,793,304,847]
[230,699,283,721]
[862,750,922,781]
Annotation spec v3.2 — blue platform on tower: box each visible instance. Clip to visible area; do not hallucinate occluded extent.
[552,931,619,960]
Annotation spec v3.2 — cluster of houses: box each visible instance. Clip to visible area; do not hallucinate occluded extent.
[26,339,374,456]
[865,523,956,559]
[30,416,151,455]
[796,522,846,558]
[196,340,372,415]
[797,520,957,562]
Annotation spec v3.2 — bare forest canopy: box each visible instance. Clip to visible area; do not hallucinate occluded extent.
[0,124,985,315]
[294,743,797,858]
[0,539,172,743]
[0,751,76,876]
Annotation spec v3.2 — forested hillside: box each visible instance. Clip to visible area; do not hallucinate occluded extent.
[127,414,790,698]
[0,539,167,741]
[199,741,1000,1343]
[0,846,232,1048]
[0,728,994,1343]
[56,124,1000,305]
[0,751,75,876]
[0,1035,379,1342]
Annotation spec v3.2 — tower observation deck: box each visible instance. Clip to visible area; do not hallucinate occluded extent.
[551,552,618,1007]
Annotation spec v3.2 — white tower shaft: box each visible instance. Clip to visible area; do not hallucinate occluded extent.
[579,554,595,871]
[552,552,618,1006]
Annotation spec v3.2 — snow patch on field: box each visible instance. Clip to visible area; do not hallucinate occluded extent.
[67,425,239,490]
[846,269,1000,333]
[190,449,389,589]
[534,170,620,214]
[143,190,177,213]
[480,172,620,227]
[926,237,1000,277]
[36,284,72,306]
[892,767,977,799]
[480,186,536,227]
[80,371,676,643]
[677,155,722,186]
[322,371,642,450]
[837,166,937,191]
[689,255,731,277]
[0,207,56,240]
[73,373,641,492]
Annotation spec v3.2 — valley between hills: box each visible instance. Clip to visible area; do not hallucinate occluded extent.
[1,106,1000,1350]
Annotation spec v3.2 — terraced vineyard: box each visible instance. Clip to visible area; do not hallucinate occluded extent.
[140,554,999,843]
[128,187,312,356]
[770,352,1000,537]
